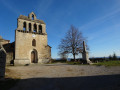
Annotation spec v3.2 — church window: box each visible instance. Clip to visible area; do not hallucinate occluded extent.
[33,24,37,32]
[32,39,36,46]
[29,23,31,31]
[39,25,42,33]
[23,22,26,30]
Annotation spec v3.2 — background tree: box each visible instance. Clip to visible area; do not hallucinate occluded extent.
[112,53,117,60]
[104,56,106,61]
[109,55,112,60]
[58,25,88,61]
[58,51,68,60]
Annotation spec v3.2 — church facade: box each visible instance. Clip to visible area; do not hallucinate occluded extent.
[0,12,51,65]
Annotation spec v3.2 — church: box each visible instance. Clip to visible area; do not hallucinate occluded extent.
[0,12,51,65]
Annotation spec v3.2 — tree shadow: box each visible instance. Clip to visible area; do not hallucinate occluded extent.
[1,74,120,90]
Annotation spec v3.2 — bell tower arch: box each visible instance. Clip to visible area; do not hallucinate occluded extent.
[28,12,37,20]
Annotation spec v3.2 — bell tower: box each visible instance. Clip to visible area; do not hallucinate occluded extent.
[17,12,46,34]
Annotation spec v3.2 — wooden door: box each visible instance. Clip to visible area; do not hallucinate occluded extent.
[31,51,35,63]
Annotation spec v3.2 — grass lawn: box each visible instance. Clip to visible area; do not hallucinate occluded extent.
[94,60,120,66]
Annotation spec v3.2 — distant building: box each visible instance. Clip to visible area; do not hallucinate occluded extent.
[0,12,51,65]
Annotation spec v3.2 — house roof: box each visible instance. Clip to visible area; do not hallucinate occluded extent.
[0,36,10,42]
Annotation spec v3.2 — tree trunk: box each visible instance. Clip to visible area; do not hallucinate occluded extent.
[73,54,76,62]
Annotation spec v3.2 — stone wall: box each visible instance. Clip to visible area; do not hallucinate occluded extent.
[0,48,6,79]
[3,42,15,65]
[14,30,51,65]
[6,52,14,65]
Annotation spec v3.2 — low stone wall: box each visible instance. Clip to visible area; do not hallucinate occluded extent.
[14,59,30,65]
[6,52,14,65]
[14,59,50,65]
[38,59,50,64]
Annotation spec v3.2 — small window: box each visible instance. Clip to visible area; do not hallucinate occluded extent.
[32,39,36,46]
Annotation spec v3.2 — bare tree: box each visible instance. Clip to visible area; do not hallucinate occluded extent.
[109,55,112,60]
[113,53,117,60]
[58,51,68,60]
[58,25,88,61]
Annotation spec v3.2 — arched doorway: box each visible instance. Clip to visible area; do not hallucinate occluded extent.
[31,49,38,63]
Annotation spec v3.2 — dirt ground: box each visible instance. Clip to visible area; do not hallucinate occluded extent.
[5,63,120,90]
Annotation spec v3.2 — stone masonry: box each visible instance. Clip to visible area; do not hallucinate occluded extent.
[14,12,51,65]
[82,41,91,64]
[0,43,6,79]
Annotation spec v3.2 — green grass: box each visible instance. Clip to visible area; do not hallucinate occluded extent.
[94,60,120,66]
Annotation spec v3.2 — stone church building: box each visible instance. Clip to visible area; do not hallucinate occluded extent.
[0,12,51,65]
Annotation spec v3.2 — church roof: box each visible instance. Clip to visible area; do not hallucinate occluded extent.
[3,42,15,53]
[47,45,52,48]
[18,15,45,24]
[0,36,10,42]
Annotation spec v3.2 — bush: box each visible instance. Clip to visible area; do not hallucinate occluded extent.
[49,59,67,63]
[67,61,81,65]
[49,59,56,63]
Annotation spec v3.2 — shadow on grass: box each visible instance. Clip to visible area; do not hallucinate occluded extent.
[1,74,120,90]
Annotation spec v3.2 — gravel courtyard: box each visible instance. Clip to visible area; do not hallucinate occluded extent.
[6,63,120,90]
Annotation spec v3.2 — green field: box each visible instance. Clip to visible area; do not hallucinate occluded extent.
[50,59,120,66]
[94,60,120,66]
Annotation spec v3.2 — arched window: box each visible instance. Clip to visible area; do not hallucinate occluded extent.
[33,24,37,32]
[32,14,34,20]
[23,22,26,30]
[32,39,36,46]
[29,23,31,31]
[39,25,42,33]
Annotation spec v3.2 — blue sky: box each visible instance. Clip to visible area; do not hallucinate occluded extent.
[0,0,120,58]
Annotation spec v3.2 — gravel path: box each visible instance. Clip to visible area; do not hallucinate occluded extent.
[7,63,120,79]
[6,63,120,90]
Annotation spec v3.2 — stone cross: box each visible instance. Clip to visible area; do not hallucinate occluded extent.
[0,44,6,79]
[82,41,91,64]
[83,41,86,52]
